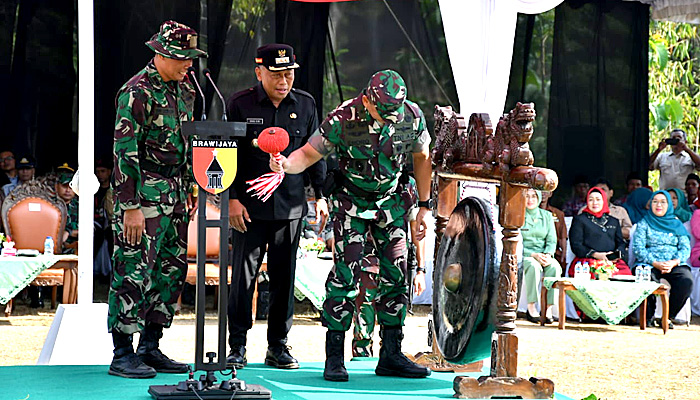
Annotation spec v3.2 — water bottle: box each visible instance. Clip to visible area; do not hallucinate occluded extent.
[635,266,643,283]
[44,236,54,255]
[582,262,590,280]
[644,265,653,282]
[574,261,582,279]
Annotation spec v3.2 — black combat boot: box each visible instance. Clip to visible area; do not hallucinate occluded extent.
[323,330,348,382]
[109,331,157,379]
[226,344,247,369]
[136,323,189,373]
[375,326,430,378]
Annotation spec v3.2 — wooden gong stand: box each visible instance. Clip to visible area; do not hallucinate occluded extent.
[428,104,558,399]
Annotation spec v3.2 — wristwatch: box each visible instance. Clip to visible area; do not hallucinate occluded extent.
[417,199,435,209]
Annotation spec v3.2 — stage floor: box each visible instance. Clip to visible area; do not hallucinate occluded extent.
[0,359,574,399]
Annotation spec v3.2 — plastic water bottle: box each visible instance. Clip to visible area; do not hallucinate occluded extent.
[635,267,643,283]
[644,265,653,282]
[44,236,54,255]
[582,262,590,280]
[574,261,582,279]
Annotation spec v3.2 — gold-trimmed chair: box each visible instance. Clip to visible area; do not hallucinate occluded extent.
[1,180,77,314]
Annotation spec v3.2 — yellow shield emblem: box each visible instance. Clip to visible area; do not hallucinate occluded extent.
[192,139,237,194]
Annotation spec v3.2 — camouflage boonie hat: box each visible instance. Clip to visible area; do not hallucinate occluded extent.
[366,69,407,123]
[57,163,75,184]
[146,20,207,60]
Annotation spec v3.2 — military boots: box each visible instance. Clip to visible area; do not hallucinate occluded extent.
[136,323,189,373]
[375,326,431,378]
[108,331,157,379]
[323,330,349,381]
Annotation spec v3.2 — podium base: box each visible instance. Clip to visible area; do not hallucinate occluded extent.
[453,376,554,399]
[148,382,271,399]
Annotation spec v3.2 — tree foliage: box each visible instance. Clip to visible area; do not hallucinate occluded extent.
[649,21,700,188]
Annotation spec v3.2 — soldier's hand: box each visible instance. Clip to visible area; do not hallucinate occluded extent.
[413,271,426,297]
[187,192,198,219]
[270,154,286,173]
[124,208,146,246]
[316,198,329,232]
[658,140,668,151]
[229,199,250,233]
[414,207,429,241]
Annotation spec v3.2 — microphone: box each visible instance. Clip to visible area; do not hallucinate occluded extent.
[203,68,228,122]
[188,67,206,121]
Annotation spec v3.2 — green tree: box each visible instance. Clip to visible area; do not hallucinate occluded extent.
[648,21,700,189]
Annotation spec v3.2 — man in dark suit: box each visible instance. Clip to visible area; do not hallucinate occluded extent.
[226,43,327,369]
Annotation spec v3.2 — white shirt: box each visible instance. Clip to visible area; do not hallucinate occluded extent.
[652,151,696,190]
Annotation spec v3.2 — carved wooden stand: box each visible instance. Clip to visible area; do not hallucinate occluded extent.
[431,105,557,399]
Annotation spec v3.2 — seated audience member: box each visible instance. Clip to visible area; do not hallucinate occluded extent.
[568,187,632,278]
[689,208,700,268]
[562,175,589,217]
[623,187,653,225]
[55,164,78,253]
[540,190,567,267]
[0,150,17,188]
[614,172,643,206]
[633,190,694,327]
[649,128,700,190]
[685,173,700,207]
[581,178,632,240]
[668,188,692,223]
[522,189,561,324]
[2,156,35,196]
[95,157,114,254]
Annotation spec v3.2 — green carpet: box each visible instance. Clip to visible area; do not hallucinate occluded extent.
[0,360,575,400]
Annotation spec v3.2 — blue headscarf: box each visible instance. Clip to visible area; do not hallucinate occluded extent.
[623,187,653,224]
[642,190,689,237]
[668,188,692,223]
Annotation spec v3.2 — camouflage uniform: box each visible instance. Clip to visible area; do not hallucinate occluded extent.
[308,71,430,332]
[63,197,79,253]
[107,22,203,335]
[352,177,418,356]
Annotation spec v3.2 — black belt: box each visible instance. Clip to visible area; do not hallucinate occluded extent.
[140,159,185,178]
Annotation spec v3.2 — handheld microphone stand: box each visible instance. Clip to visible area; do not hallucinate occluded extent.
[148,78,270,400]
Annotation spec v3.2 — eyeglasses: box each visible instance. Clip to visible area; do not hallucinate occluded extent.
[0,156,14,162]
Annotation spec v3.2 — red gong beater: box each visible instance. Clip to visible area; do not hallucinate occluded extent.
[246,127,290,202]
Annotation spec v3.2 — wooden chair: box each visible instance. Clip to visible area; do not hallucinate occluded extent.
[1,180,76,311]
[178,199,231,310]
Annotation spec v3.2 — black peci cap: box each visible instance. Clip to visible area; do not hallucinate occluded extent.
[255,44,299,71]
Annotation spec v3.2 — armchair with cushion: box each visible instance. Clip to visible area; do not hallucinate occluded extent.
[1,180,78,314]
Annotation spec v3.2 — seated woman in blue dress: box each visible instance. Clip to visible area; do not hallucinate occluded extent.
[632,190,694,327]
[521,189,562,324]
[568,187,632,278]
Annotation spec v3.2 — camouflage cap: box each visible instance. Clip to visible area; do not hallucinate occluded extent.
[146,20,207,60]
[366,69,407,123]
[57,163,75,184]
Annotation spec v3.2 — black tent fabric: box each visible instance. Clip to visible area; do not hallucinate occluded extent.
[94,1,200,162]
[0,0,76,173]
[546,0,650,205]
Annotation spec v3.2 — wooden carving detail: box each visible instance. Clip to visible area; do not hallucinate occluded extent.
[432,102,558,398]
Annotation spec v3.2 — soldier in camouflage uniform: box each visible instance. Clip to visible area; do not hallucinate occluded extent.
[107,20,205,379]
[352,176,426,358]
[271,70,433,381]
[54,164,78,253]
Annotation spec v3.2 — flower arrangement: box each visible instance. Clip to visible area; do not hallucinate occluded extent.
[591,260,618,279]
[299,237,326,254]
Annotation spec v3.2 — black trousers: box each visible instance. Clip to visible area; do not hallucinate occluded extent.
[634,264,694,320]
[227,218,302,348]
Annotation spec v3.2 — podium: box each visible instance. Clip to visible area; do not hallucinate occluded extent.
[148,121,271,399]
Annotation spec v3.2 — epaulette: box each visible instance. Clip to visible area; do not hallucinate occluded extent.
[291,87,315,102]
[228,86,256,103]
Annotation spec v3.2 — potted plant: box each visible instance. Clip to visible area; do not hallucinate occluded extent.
[591,260,617,281]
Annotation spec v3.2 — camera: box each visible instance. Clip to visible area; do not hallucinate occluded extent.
[665,137,680,145]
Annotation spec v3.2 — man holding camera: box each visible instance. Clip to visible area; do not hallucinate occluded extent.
[650,128,700,190]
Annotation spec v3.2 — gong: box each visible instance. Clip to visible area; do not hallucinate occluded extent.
[432,196,498,365]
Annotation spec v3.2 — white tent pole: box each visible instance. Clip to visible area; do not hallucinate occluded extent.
[76,0,96,304]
